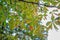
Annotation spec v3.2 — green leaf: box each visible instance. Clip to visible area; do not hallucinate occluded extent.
[55,17,60,25]
[55,20,60,26]
[46,21,51,26]
[47,23,52,31]
[55,17,60,20]
[51,14,55,21]
[53,23,58,30]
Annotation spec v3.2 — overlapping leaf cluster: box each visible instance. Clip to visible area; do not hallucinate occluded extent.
[0,0,60,40]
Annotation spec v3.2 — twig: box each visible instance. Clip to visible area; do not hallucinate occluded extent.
[19,0,58,8]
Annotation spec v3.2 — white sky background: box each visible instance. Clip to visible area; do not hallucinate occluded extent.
[42,7,60,40]
[38,3,60,39]
[48,26,60,40]
[47,7,60,40]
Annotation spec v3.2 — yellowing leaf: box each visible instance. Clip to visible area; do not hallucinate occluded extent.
[33,26,40,35]
[47,23,52,31]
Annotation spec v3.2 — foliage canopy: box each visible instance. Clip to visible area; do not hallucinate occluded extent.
[0,0,60,40]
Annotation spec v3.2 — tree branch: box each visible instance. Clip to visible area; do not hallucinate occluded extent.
[19,0,58,8]
[19,0,38,4]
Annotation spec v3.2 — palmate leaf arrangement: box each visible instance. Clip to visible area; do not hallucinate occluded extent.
[0,0,60,40]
